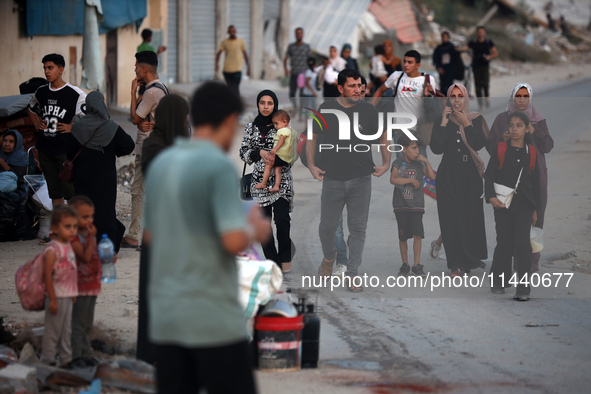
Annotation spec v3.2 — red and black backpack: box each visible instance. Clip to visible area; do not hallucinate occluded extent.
[497,141,537,173]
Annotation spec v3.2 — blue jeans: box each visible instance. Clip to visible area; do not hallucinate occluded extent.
[319,175,372,276]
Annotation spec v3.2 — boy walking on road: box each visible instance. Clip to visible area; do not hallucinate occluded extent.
[390,134,435,277]
[461,26,498,111]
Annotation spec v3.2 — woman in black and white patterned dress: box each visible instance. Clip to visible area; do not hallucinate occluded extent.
[239,90,294,272]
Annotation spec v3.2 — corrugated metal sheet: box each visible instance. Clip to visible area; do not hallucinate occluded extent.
[264,0,281,21]
[166,0,178,84]
[190,0,216,81]
[358,10,386,41]
[369,0,422,44]
[25,0,145,36]
[229,0,252,73]
[290,0,371,56]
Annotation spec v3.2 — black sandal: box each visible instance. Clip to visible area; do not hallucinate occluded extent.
[39,236,52,245]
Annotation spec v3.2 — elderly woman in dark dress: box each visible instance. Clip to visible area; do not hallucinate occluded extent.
[239,90,294,273]
[69,91,135,252]
[430,84,489,276]
[486,82,553,273]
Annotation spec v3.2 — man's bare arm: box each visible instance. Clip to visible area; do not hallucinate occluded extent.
[371,84,389,106]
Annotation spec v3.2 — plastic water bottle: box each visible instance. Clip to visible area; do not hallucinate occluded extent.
[98,234,116,283]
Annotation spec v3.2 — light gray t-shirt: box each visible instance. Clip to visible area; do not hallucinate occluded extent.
[144,138,247,347]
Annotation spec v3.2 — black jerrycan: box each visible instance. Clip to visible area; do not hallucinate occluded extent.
[301,302,320,368]
[290,288,320,368]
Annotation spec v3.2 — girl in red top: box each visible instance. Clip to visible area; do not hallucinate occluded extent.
[69,195,102,368]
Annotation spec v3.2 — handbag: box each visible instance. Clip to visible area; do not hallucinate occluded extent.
[493,168,523,209]
[59,127,100,183]
[240,162,253,201]
[59,160,75,183]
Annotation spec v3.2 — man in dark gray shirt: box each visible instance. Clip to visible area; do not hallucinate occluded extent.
[284,27,311,111]
[307,69,391,292]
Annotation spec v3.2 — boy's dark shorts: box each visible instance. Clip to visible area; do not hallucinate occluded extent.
[394,211,424,241]
[274,156,289,168]
[38,151,74,200]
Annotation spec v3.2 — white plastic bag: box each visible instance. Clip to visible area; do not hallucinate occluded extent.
[530,227,544,253]
[24,175,52,211]
[37,216,51,239]
[237,255,283,339]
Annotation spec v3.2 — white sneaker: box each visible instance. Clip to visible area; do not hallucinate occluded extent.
[332,264,347,276]
[430,240,442,259]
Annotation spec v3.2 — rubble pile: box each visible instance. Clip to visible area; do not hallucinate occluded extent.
[117,163,135,193]
[0,316,149,393]
[0,343,156,393]
[414,6,591,78]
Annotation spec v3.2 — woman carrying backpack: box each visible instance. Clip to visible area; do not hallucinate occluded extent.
[486,82,553,273]
[484,112,541,301]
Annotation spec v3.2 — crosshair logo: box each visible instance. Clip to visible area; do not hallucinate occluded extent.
[303,107,329,133]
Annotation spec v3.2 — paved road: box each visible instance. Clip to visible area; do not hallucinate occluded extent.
[279,79,591,393]
[108,78,590,393]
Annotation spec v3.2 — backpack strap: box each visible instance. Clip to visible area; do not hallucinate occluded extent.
[528,144,537,173]
[497,141,508,169]
[393,72,404,98]
[146,82,169,96]
[422,72,429,85]
[143,82,169,122]
[498,141,537,173]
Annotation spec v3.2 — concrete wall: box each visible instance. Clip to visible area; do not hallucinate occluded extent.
[116,0,167,109]
[0,0,167,111]
[0,1,105,97]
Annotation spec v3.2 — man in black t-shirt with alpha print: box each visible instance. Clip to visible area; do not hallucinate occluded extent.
[28,53,86,208]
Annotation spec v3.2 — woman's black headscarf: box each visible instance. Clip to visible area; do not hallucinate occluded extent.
[142,94,190,172]
[253,90,278,136]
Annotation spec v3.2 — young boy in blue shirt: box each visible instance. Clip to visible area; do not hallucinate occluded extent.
[390,134,435,277]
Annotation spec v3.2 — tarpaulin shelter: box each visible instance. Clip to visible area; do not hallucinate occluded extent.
[25,0,146,36]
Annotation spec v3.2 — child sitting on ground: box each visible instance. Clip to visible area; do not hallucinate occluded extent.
[42,205,78,367]
[255,110,293,193]
[390,134,435,278]
[69,195,102,368]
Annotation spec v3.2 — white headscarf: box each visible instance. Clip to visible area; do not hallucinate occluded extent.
[506,82,546,125]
